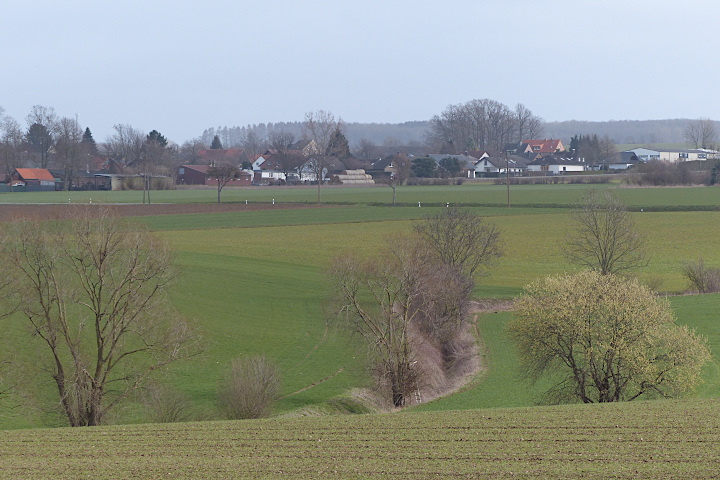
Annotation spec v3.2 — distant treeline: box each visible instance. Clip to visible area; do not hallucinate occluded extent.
[201,121,431,151]
[201,118,711,151]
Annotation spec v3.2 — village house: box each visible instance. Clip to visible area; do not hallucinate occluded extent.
[428,153,479,178]
[521,139,565,155]
[526,155,586,174]
[177,165,252,186]
[475,155,528,176]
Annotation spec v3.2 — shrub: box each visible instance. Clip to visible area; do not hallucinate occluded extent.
[682,257,720,293]
[218,355,281,419]
[141,382,193,424]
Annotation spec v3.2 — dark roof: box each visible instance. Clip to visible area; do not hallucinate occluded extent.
[197,148,247,165]
[481,155,529,169]
[428,154,477,168]
[182,165,210,174]
[528,155,584,166]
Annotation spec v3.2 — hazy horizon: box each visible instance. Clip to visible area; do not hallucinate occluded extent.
[3,1,718,144]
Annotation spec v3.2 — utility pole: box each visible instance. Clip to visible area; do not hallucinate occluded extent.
[506,151,510,207]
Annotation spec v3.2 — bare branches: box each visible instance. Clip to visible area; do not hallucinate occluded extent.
[207,164,240,203]
[331,213,499,408]
[303,110,343,204]
[427,99,543,154]
[684,118,718,150]
[413,208,503,280]
[564,190,647,276]
[0,208,197,426]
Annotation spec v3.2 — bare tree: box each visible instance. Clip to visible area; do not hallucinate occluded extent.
[332,239,428,407]
[564,190,648,275]
[240,129,265,163]
[268,129,303,180]
[355,138,378,161]
[515,103,544,141]
[413,208,503,281]
[54,117,84,191]
[684,118,718,150]
[303,110,343,203]
[25,105,58,169]
[207,163,240,203]
[102,124,145,173]
[427,99,539,154]
[378,154,411,206]
[0,115,25,180]
[332,234,476,408]
[0,209,197,426]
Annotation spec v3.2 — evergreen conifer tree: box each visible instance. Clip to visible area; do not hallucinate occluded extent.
[82,127,98,155]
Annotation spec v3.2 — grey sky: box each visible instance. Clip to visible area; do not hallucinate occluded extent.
[2,0,717,144]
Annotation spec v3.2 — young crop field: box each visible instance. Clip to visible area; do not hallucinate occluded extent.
[2,182,720,209]
[2,398,720,479]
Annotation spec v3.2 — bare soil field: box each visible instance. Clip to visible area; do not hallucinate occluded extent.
[0,203,321,222]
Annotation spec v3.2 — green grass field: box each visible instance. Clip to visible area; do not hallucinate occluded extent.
[3,185,720,429]
[2,182,720,209]
[1,184,720,477]
[2,398,719,478]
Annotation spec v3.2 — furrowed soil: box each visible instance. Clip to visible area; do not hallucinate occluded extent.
[0,203,323,221]
[2,398,719,479]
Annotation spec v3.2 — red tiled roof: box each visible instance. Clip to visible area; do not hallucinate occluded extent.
[522,139,563,153]
[15,168,55,181]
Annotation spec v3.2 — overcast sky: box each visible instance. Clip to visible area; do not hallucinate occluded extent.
[2,0,718,144]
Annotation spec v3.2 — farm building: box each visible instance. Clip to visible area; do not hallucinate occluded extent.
[177,165,252,186]
[9,168,57,191]
[526,156,586,174]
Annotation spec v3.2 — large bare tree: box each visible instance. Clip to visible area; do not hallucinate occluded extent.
[0,115,25,180]
[102,124,145,172]
[413,208,503,281]
[303,110,343,203]
[332,239,431,407]
[25,105,58,169]
[564,190,647,275]
[0,209,196,426]
[427,99,543,154]
[240,129,265,163]
[54,117,84,191]
[684,118,718,150]
[268,129,303,180]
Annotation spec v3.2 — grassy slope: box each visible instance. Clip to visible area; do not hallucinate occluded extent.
[418,294,720,412]
[1,185,720,429]
[2,398,720,479]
